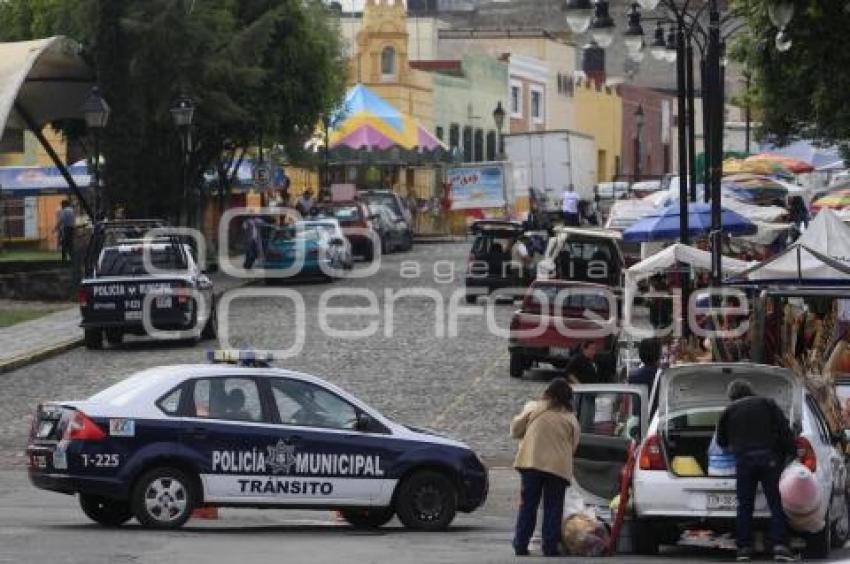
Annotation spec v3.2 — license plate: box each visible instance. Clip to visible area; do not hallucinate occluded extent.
[551,347,572,357]
[30,453,48,469]
[706,493,738,510]
[155,296,172,308]
[125,310,142,321]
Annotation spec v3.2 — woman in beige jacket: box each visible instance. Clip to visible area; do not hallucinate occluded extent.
[510,377,580,556]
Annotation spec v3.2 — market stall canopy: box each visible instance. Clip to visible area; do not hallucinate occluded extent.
[605,198,656,230]
[730,208,850,285]
[0,164,90,196]
[311,84,448,165]
[811,181,850,212]
[623,243,756,325]
[623,201,758,243]
[0,36,94,140]
[764,140,844,170]
[745,153,815,174]
[723,158,793,179]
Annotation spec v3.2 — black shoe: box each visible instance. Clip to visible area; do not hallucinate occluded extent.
[736,547,753,562]
[513,543,529,557]
[773,545,796,562]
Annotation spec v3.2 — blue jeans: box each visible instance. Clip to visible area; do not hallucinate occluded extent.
[735,450,788,549]
[514,469,569,555]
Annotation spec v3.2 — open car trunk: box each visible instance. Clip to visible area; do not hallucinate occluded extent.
[658,363,801,477]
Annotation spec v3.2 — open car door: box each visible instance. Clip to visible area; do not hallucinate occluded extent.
[571,384,648,507]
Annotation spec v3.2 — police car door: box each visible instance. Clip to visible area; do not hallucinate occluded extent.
[266,377,392,507]
[186,375,301,505]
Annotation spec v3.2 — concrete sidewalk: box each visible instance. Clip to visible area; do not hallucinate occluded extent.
[0,270,246,374]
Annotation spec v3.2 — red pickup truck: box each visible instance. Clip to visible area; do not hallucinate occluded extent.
[508,280,619,379]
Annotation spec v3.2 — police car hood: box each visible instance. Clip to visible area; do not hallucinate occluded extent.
[389,422,468,449]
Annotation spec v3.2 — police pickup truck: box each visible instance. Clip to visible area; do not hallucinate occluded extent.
[78,238,216,348]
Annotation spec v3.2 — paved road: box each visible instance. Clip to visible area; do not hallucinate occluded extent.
[1,244,847,562]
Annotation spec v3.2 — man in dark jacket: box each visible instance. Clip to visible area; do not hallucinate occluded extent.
[627,338,661,413]
[566,341,602,383]
[716,379,796,562]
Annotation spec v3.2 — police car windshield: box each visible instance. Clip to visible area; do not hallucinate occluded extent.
[98,246,188,276]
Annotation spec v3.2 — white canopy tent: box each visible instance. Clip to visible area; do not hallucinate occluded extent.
[731,208,850,284]
[0,36,95,216]
[624,243,756,326]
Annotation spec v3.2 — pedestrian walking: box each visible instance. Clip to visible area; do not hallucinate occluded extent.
[510,378,580,557]
[242,215,271,269]
[561,184,579,226]
[716,379,797,562]
[55,200,76,262]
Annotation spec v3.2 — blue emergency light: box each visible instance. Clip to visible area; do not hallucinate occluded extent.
[205,350,274,367]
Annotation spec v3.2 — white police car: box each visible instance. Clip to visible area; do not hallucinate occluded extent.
[26,352,488,531]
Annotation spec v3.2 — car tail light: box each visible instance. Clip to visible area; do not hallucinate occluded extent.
[638,432,667,471]
[175,281,189,305]
[77,288,90,307]
[63,411,105,441]
[796,436,817,472]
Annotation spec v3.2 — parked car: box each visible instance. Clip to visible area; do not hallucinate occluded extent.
[367,204,413,254]
[26,355,488,531]
[78,237,215,349]
[314,201,378,261]
[297,219,353,270]
[464,220,527,304]
[360,189,413,225]
[536,226,624,289]
[262,226,347,280]
[573,363,850,558]
[508,280,618,379]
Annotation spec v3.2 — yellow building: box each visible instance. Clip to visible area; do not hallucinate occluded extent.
[573,80,623,184]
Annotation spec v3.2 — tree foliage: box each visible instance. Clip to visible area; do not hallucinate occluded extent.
[0,0,347,220]
[732,1,850,158]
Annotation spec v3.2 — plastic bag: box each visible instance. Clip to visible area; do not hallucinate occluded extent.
[562,512,610,557]
[563,486,586,519]
[780,461,825,533]
[707,435,736,477]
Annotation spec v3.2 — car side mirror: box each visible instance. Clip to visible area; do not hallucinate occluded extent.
[354,412,374,433]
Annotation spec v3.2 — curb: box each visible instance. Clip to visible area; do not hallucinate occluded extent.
[0,336,84,374]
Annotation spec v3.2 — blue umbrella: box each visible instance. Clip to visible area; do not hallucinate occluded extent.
[623,201,758,243]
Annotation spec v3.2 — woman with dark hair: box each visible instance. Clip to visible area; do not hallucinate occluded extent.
[510,378,581,556]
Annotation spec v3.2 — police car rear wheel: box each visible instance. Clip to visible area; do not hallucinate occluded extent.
[395,471,457,531]
[132,468,195,529]
[79,494,133,527]
[84,328,103,349]
[340,508,395,529]
[105,329,123,346]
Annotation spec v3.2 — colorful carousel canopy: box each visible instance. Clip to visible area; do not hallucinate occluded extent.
[723,158,791,177]
[314,84,448,164]
[811,183,850,212]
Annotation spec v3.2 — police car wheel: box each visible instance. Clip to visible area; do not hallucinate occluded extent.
[340,508,395,529]
[132,468,195,529]
[395,471,457,531]
[105,329,123,346]
[84,329,103,350]
[79,494,133,527]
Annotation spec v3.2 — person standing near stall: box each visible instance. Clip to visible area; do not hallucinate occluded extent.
[562,184,579,226]
[510,378,581,557]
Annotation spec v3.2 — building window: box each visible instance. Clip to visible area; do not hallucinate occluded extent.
[486,131,497,161]
[449,124,460,150]
[530,87,544,124]
[510,80,523,118]
[474,129,484,162]
[435,126,444,141]
[381,46,396,79]
[462,126,473,162]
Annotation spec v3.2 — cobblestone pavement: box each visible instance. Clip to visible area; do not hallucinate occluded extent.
[0,244,543,468]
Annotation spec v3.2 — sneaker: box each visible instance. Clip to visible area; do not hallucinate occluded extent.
[773,545,796,562]
[736,547,753,562]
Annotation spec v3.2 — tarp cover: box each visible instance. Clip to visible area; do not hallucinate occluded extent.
[624,243,755,325]
[731,208,850,284]
[0,36,93,140]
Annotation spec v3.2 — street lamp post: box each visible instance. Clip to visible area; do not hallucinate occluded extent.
[633,104,645,185]
[170,96,195,227]
[493,102,506,160]
[83,87,110,219]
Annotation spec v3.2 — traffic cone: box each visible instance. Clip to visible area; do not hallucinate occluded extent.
[192,506,219,520]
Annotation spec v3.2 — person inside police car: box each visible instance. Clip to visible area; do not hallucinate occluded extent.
[510,378,580,557]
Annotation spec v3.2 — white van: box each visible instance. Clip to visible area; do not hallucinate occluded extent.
[573,363,850,557]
